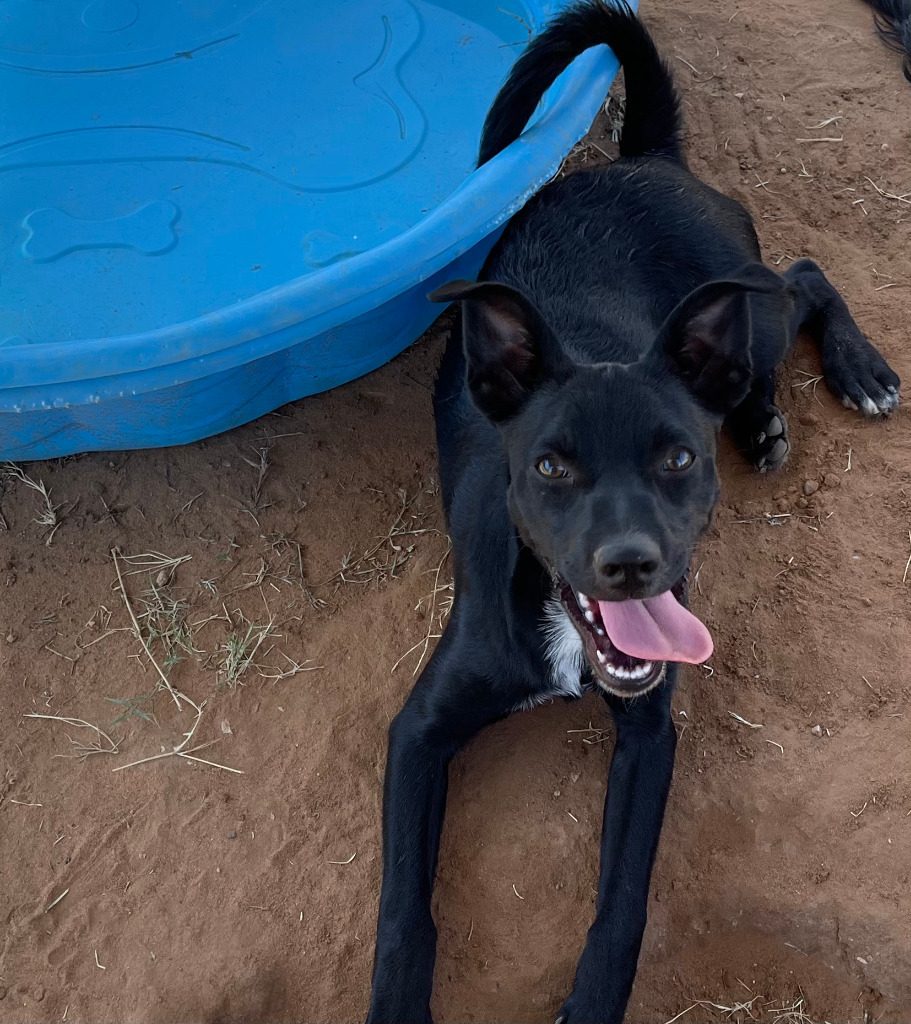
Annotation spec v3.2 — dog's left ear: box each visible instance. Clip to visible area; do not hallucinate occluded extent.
[429,279,568,423]
[655,264,788,415]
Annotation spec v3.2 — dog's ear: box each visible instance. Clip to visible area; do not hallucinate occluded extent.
[429,279,568,422]
[656,264,787,415]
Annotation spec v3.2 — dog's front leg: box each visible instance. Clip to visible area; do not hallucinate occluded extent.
[367,634,502,1024]
[556,674,678,1024]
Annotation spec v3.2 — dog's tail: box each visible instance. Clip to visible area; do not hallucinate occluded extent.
[477,0,681,166]
[860,0,911,81]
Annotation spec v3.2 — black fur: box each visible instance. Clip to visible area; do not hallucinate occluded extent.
[478,0,682,164]
[366,4,901,1022]
[861,0,911,81]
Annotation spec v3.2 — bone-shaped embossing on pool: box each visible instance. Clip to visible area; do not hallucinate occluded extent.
[22,201,180,262]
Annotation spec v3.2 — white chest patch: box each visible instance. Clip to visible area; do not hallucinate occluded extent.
[539,598,586,701]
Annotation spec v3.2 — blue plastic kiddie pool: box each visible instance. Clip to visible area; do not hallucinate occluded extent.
[0,0,630,461]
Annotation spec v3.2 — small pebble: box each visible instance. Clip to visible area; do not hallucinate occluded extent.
[803,479,819,496]
[799,412,819,426]
[227,830,237,839]
[553,790,561,798]
[796,497,808,509]
[862,597,873,607]
[35,987,45,1003]
[810,724,823,737]
[823,473,841,489]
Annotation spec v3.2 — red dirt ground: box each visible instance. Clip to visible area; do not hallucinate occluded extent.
[1,0,909,1021]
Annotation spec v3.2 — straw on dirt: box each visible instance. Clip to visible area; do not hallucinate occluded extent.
[2,462,75,545]
[24,713,118,760]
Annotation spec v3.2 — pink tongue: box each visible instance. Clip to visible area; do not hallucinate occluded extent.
[597,591,713,664]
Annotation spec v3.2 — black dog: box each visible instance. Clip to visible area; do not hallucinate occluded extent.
[366,3,901,1021]
[866,0,911,80]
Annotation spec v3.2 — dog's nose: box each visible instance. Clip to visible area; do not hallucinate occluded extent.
[593,537,662,591]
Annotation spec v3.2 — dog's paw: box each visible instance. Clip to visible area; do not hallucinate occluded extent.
[824,337,901,418]
[554,992,622,1024]
[752,406,790,472]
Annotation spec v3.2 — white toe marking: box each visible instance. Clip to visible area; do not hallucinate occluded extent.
[860,394,880,417]
[842,395,859,411]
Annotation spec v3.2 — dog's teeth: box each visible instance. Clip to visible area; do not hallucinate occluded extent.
[577,593,590,609]
[584,610,595,624]
[596,650,607,664]
[595,627,605,636]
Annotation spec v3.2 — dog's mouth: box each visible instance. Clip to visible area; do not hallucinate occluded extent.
[555,577,713,696]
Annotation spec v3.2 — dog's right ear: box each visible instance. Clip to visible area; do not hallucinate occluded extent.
[428,279,567,423]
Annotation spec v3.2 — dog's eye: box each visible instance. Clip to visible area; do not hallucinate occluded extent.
[663,447,695,472]
[536,457,569,479]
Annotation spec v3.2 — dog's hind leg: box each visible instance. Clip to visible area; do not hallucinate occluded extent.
[555,672,678,1024]
[366,629,508,1024]
[784,258,901,417]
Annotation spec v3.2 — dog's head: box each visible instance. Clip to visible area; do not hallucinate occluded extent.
[430,266,788,695]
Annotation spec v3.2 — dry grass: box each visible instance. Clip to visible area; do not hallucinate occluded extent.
[791,370,824,403]
[603,91,625,143]
[2,462,75,545]
[320,486,441,590]
[391,541,453,676]
[116,549,192,579]
[136,580,202,670]
[109,547,244,773]
[112,547,184,708]
[666,992,830,1024]
[258,651,322,681]
[239,442,274,524]
[566,722,611,745]
[864,176,911,206]
[24,713,118,760]
[215,612,279,688]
